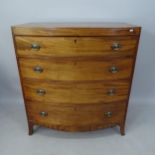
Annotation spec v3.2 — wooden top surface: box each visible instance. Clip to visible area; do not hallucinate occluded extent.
[12,22,139,28]
[12,22,141,36]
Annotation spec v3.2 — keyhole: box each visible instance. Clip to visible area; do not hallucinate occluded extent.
[74,39,77,44]
[73,61,77,66]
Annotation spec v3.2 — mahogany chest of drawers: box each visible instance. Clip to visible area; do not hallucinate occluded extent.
[12,22,141,135]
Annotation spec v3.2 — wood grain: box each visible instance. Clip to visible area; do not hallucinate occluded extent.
[23,80,129,104]
[12,22,141,36]
[19,58,134,81]
[11,22,141,135]
[15,36,138,58]
[27,101,126,131]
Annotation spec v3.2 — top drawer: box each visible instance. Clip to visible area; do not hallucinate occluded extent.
[15,36,138,58]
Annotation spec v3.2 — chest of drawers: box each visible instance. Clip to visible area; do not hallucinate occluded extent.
[12,22,141,135]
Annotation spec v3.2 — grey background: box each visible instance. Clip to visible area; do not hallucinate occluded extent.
[0,1,155,155]
[0,0,154,104]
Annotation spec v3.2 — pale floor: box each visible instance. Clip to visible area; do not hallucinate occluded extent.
[0,101,155,155]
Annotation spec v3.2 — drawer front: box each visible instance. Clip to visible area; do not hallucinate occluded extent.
[27,102,126,131]
[19,58,134,81]
[15,36,138,58]
[23,80,129,104]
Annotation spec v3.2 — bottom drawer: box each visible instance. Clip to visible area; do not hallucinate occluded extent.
[27,102,126,131]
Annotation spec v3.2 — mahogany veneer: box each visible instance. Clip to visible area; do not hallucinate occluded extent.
[12,22,141,135]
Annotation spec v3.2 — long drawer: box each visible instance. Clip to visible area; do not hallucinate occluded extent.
[15,36,138,58]
[23,80,129,104]
[27,102,126,131]
[19,58,134,81]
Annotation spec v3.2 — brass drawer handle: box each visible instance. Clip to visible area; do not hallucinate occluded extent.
[33,66,43,73]
[39,111,48,117]
[31,43,41,50]
[36,89,46,96]
[107,89,116,96]
[109,66,119,73]
[104,112,113,117]
[111,43,121,51]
